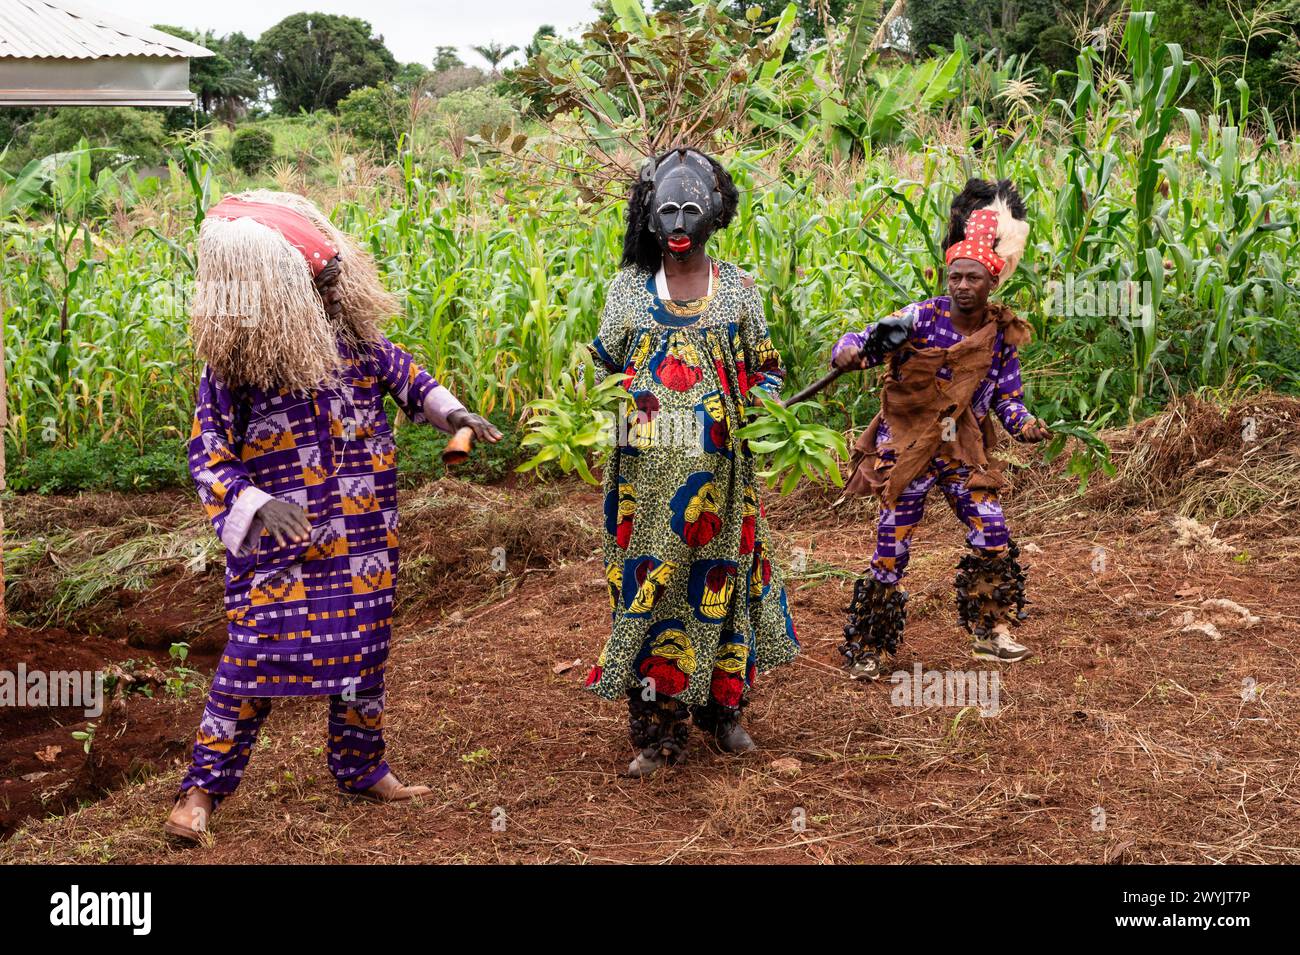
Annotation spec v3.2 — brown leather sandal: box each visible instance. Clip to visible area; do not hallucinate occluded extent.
[348,771,432,803]
[164,789,214,843]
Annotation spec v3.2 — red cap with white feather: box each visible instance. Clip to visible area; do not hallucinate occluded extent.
[941,179,1030,285]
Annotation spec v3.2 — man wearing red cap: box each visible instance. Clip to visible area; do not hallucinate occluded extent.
[164,191,500,842]
[830,178,1051,680]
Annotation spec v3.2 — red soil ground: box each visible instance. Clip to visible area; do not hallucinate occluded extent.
[2,397,1298,863]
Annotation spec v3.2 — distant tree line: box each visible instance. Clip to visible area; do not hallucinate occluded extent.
[2,2,1295,171]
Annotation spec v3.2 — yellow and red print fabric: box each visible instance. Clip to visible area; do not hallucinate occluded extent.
[585,261,799,707]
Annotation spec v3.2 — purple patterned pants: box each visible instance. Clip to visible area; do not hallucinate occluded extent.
[871,456,1010,585]
[178,683,390,808]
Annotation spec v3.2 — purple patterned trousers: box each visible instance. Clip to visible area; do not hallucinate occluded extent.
[178,683,390,808]
[870,456,1010,585]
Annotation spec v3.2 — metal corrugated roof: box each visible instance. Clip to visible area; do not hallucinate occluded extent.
[0,0,213,59]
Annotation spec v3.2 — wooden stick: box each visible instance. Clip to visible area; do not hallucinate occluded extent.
[783,366,849,407]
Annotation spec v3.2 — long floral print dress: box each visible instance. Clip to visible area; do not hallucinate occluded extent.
[584,259,800,708]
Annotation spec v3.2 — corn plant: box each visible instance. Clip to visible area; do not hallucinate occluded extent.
[516,347,628,484]
[1,8,1297,484]
[734,395,849,495]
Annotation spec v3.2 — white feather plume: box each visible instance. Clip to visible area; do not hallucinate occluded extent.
[987,195,1029,282]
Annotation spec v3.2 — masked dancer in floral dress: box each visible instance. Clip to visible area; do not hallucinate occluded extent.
[584,148,800,778]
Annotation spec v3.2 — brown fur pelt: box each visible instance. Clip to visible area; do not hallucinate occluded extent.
[189,191,394,394]
[843,303,1032,505]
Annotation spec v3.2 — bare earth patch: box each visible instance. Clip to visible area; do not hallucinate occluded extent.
[3,397,1298,863]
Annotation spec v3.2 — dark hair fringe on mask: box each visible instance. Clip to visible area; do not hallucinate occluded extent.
[942,177,1026,250]
[620,146,739,272]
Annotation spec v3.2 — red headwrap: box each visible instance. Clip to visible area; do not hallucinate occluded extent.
[944,207,1005,277]
[205,197,339,276]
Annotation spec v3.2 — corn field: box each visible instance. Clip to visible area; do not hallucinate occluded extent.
[2,11,1297,472]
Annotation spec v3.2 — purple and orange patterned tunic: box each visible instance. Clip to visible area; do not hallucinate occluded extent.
[189,334,464,697]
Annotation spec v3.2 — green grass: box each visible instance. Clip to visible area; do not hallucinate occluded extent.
[3,406,522,495]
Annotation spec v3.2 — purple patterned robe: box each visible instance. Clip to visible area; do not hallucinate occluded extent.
[189,334,464,697]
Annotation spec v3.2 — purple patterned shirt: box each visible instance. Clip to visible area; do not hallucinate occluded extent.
[189,334,462,697]
[832,297,1033,451]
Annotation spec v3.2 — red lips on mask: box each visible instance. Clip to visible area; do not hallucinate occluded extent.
[667,236,692,253]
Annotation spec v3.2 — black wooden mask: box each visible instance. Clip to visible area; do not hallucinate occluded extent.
[641,149,722,261]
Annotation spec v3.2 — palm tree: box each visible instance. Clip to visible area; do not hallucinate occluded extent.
[526,25,556,60]
[155,26,260,123]
[471,42,520,77]
[195,56,261,123]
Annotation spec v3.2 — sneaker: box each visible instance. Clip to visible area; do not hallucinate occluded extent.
[972,630,1034,662]
[847,651,885,681]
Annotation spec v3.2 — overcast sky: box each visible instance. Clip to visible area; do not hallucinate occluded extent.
[112,1,607,70]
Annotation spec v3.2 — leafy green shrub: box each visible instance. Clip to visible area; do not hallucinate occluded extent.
[22,107,167,174]
[734,395,849,495]
[1040,418,1117,495]
[337,84,405,156]
[434,87,518,137]
[517,353,628,484]
[230,126,276,174]
[393,407,521,487]
[6,440,188,494]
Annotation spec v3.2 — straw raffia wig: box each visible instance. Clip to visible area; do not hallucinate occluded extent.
[941,178,1030,285]
[190,190,392,394]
